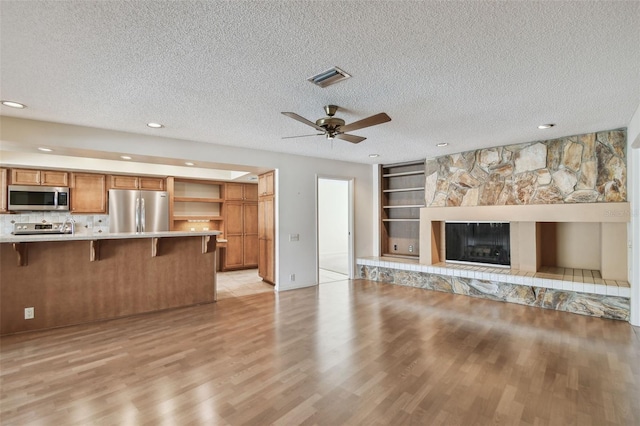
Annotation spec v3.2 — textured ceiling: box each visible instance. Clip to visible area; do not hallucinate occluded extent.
[1,1,639,165]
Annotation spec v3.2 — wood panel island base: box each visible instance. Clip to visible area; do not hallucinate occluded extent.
[0,231,220,335]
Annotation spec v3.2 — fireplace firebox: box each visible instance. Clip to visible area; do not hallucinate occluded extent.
[445,222,510,267]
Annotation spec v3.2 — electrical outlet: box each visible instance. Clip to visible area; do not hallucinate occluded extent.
[393,244,398,251]
[290,274,295,281]
[408,245,414,253]
[24,307,34,320]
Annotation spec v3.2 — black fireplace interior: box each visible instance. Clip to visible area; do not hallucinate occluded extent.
[445,222,510,266]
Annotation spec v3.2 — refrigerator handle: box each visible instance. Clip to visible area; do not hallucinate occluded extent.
[135,198,140,233]
[141,198,146,232]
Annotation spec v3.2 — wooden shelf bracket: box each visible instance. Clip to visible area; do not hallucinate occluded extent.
[151,237,160,257]
[12,243,27,267]
[89,240,100,262]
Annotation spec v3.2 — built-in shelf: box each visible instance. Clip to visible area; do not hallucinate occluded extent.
[382,170,425,178]
[173,197,223,203]
[171,179,224,232]
[173,215,224,221]
[383,187,425,193]
[380,160,426,259]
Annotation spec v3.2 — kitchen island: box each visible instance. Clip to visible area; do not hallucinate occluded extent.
[0,230,221,335]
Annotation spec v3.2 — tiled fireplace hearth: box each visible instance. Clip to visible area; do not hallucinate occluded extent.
[357,258,630,321]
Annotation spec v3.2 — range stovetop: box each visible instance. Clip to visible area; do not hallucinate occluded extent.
[12,222,72,235]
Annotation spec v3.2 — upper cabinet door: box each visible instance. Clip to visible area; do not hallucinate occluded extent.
[226,183,258,201]
[70,173,107,213]
[225,183,244,200]
[258,172,274,197]
[109,175,165,191]
[11,169,41,185]
[138,177,164,191]
[110,175,138,190]
[40,170,68,186]
[11,169,69,186]
[244,184,258,201]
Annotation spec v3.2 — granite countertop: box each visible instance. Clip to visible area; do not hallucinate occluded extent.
[0,230,222,243]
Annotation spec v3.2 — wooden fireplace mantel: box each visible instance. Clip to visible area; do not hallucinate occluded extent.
[420,202,630,281]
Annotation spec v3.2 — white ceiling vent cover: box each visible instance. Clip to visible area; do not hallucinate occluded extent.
[307,67,351,88]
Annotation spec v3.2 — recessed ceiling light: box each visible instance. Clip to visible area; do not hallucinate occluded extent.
[147,122,164,128]
[185,162,195,166]
[120,155,132,160]
[37,147,53,152]
[1,100,26,109]
[436,142,448,147]
[369,154,380,158]
[538,123,555,129]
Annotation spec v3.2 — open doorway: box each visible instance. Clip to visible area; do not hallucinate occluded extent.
[317,177,354,284]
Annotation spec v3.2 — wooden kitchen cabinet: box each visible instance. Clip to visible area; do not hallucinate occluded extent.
[258,172,275,284]
[258,171,274,197]
[10,168,68,186]
[258,196,274,284]
[70,173,107,213]
[225,183,258,201]
[223,200,258,270]
[0,168,7,213]
[109,175,165,191]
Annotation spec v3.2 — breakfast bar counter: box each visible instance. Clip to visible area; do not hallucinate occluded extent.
[0,231,221,335]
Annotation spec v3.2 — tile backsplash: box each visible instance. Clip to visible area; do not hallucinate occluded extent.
[0,213,110,235]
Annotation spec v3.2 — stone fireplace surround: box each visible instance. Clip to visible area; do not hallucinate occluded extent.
[359,129,631,320]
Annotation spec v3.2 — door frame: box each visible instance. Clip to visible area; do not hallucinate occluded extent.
[315,175,355,282]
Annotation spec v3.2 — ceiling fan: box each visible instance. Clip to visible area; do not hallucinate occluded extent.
[281,105,391,144]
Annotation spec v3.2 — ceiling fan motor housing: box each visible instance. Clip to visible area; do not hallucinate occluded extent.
[315,116,345,132]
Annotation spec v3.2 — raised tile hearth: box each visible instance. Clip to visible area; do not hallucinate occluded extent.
[357,257,630,321]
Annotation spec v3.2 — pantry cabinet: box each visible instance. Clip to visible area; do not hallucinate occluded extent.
[223,201,259,270]
[258,172,275,284]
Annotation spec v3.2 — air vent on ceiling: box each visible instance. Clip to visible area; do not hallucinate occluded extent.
[307,66,351,88]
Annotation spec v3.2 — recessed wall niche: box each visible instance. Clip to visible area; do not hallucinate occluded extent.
[536,222,601,271]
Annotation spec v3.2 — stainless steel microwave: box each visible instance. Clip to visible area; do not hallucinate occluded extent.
[8,185,70,211]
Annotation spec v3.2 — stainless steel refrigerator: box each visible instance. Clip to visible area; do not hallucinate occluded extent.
[108,189,169,233]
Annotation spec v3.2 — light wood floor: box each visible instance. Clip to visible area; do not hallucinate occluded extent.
[1,279,639,425]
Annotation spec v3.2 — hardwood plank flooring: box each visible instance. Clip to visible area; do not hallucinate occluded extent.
[1,279,639,425]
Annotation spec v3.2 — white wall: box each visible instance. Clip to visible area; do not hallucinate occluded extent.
[627,102,640,326]
[318,179,349,274]
[0,116,375,291]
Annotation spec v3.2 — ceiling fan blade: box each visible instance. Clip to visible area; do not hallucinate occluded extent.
[282,133,324,139]
[340,112,391,133]
[335,133,366,144]
[281,112,326,132]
